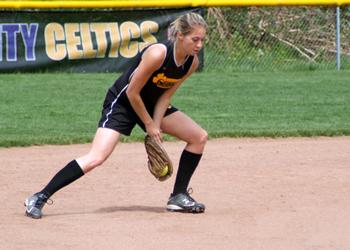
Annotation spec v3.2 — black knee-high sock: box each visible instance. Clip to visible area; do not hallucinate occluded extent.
[172,150,202,195]
[40,160,84,198]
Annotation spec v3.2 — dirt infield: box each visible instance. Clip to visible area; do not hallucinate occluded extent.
[1,137,350,250]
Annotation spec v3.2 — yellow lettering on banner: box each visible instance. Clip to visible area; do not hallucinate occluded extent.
[120,21,140,58]
[139,21,158,51]
[44,21,159,62]
[90,23,108,58]
[44,23,67,61]
[80,23,97,59]
[65,23,83,60]
[106,23,121,58]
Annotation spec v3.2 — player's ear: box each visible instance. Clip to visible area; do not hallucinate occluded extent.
[177,32,185,41]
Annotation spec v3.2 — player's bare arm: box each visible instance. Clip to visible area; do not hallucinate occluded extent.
[126,44,167,140]
[152,55,200,134]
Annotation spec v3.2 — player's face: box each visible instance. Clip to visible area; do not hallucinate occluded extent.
[179,25,206,55]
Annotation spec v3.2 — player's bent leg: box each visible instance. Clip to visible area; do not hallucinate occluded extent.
[76,127,121,173]
[161,111,208,154]
[161,111,207,213]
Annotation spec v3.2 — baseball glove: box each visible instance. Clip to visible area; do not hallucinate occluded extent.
[144,135,173,181]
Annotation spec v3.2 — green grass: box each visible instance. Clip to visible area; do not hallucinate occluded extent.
[1,71,350,147]
[180,71,350,138]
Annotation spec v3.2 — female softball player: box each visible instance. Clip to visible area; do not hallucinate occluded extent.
[25,12,208,218]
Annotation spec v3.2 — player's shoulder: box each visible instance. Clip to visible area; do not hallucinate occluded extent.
[142,42,167,60]
[141,42,167,69]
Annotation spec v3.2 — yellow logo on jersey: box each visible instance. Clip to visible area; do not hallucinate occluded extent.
[152,73,180,88]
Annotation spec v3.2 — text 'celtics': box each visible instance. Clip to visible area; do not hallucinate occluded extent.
[45,21,158,60]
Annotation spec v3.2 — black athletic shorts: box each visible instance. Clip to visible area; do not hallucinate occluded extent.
[98,89,178,136]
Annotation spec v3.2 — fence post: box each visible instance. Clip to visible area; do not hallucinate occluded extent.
[336,6,341,70]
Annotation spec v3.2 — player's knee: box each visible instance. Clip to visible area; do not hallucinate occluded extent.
[201,129,208,145]
[196,129,208,146]
[86,154,107,170]
[95,154,109,167]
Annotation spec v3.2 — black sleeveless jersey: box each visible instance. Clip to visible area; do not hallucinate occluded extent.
[110,40,194,111]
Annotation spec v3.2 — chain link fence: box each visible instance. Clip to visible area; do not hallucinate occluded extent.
[203,6,350,72]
